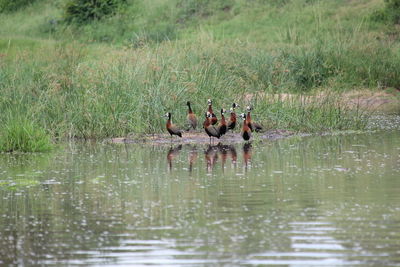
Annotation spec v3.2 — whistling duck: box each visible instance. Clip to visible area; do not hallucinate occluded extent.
[207,99,218,125]
[203,112,220,143]
[240,113,251,141]
[217,108,227,137]
[165,112,183,139]
[246,106,263,132]
[227,103,239,130]
[186,101,197,131]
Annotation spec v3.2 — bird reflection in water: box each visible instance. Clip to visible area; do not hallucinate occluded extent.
[229,145,237,166]
[204,144,238,173]
[166,143,244,173]
[218,144,229,171]
[167,144,182,171]
[216,144,237,172]
[243,143,252,171]
[204,145,219,173]
[188,145,198,174]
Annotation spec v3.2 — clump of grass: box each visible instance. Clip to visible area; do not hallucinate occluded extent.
[252,93,368,133]
[0,0,36,13]
[63,0,127,24]
[0,118,52,152]
[371,0,400,25]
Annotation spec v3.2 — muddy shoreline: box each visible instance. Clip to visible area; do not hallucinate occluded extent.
[109,129,297,144]
[107,114,400,145]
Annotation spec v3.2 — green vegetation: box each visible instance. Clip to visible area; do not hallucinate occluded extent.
[0,0,399,140]
[0,118,52,152]
[64,0,126,24]
[371,0,400,24]
[0,0,37,13]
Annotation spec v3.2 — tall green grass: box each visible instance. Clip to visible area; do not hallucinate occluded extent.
[253,93,368,132]
[0,35,385,139]
[0,117,52,152]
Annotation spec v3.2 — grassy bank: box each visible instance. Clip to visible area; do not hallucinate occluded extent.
[0,38,376,139]
[0,0,399,144]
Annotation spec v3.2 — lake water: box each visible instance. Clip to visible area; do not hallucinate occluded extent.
[0,132,399,266]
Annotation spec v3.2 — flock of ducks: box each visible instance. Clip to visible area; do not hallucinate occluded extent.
[165,99,264,142]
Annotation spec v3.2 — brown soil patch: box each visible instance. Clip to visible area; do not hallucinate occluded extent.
[243,90,400,113]
[341,90,400,113]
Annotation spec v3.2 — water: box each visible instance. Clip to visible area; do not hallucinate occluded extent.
[0,132,399,266]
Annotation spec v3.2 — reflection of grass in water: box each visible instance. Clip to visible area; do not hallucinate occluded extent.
[0,164,45,190]
[0,178,40,190]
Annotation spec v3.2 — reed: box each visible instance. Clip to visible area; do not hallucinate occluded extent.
[0,117,52,152]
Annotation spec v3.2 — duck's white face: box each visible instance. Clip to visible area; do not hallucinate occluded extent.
[233,103,239,109]
[240,113,246,119]
[246,106,252,111]
[207,99,212,105]
[221,108,226,114]
[164,113,170,118]
[229,107,234,113]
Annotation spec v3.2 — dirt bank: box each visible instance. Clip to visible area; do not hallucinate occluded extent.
[244,90,400,114]
[109,130,296,144]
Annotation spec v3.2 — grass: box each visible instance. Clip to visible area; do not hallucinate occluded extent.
[0,117,52,152]
[253,93,368,132]
[0,38,375,139]
[0,0,398,141]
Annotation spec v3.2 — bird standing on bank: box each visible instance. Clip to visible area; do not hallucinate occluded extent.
[217,108,227,137]
[227,103,239,131]
[203,112,220,143]
[207,99,218,125]
[246,106,263,132]
[186,101,197,131]
[240,113,251,141]
[165,112,183,139]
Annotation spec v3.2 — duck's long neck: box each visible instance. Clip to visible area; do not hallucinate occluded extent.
[208,105,213,113]
[242,115,249,129]
[203,115,210,128]
[167,114,172,126]
[243,119,249,131]
[246,111,252,122]
[188,103,193,113]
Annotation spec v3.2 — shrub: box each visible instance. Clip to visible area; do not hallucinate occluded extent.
[371,0,400,24]
[385,0,400,24]
[64,0,126,24]
[0,0,36,13]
